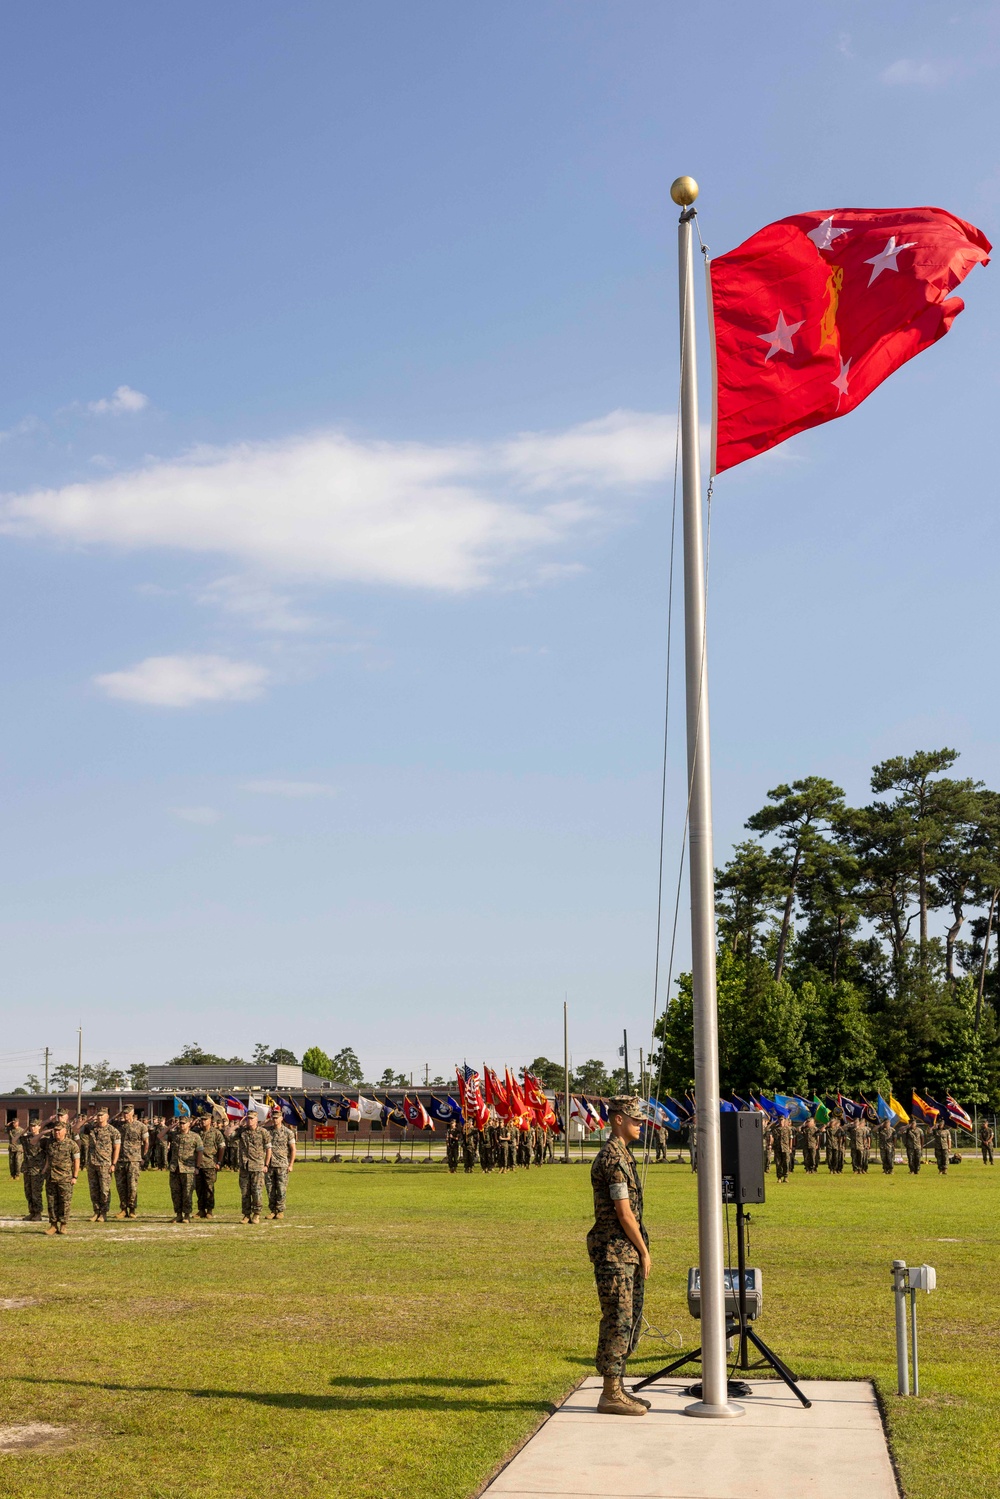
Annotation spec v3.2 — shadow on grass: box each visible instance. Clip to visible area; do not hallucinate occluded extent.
[18,1376,549,1414]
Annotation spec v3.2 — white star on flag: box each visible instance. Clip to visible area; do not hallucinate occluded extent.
[758,309,805,361]
[832,356,851,405]
[807,216,850,251]
[864,235,917,286]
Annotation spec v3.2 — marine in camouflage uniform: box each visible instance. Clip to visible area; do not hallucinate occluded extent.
[979,1122,994,1165]
[7,1119,25,1178]
[653,1126,666,1163]
[826,1112,845,1173]
[195,1116,226,1218]
[533,1124,544,1167]
[83,1108,121,1221]
[238,1114,271,1222]
[445,1121,461,1173]
[44,1124,80,1234]
[167,1117,203,1222]
[461,1121,478,1173]
[903,1120,924,1173]
[848,1117,869,1174]
[114,1105,149,1218]
[931,1119,950,1174]
[799,1117,820,1173]
[21,1121,46,1220]
[265,1110,297,1219]
[772,1116,793,1183]
[587,1096,649,1417]
[224,1122,240,1170]
[516,1126,531,1169]
[877,1118,896,1174]
[479,1122,494,1173]
[762,1118,773,1173]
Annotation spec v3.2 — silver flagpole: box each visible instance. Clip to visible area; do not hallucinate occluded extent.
[672,175,742,1419]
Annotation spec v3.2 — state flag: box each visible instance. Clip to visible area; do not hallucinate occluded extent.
[945,1094,973,1132]
[225,1095,247,1120]
[303,1095,327,1123]
[889,1095,910,1124]
[402,1095,434,1131]
[911,1092,939,1125]
[356,1095,383,1121]
[710,205,990,472]
[812,1097,831,1126]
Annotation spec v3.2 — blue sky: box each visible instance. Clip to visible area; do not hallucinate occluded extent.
[0,2,997,1088]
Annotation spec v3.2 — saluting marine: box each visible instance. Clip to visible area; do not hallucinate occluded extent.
[237,1111,271,1224]
[82,1106,121,1222]
[903,1119,924,1173]
[196,1114,226,1218]
[43,1122,80,1235]
[877,1117,896,1175]
[931,1117,951,1174]
[167,1116,203,1223]
[826,1111,846,1173]
[20,1121,46,1222]
[6,1118,25,1179]
[772,1115,793,1184]
[799,1117,820,1173]
[114,1104,149,1219]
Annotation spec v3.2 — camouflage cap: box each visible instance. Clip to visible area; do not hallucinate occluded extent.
[608,1096,644,1121]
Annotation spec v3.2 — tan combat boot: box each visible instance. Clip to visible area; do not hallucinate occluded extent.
[116,1209,127,1219]
[597,1376,647,1416]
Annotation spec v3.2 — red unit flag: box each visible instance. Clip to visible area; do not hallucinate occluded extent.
[710,206,990,473]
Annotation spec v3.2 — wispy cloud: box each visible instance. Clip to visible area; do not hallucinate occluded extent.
[197,575,316,633]
[94,653,270,707]
[242,779,338,798]
[87,385,149,415]
[172,806,222,825]
[880,57,959,87]
[0,410,673,593]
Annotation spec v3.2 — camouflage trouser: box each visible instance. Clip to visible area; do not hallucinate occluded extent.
[934,1145,948,1174]
[906,1145,921,1174]
[195,1167,218,1216]
[46,1178,74,1225]
[445,1141,460,1172]
[115,1158,142,1212]
[23,1169,44,1217]
[850,1145,866,1173]
[773,1148,789,1183]
[169,1170,195,1218]
[982,1144,994,1165]
[87,1163,113,1216]
[592,1259,644,1376]
[9,1145,23,1178]
[828,1143,844,1173]
[803,1143,820,1173]
[880,1143,894,1174]
[266,1165,288,1215]
[240,1168,265,1217]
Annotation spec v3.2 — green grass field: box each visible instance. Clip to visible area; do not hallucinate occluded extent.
[0,1155,996,1499]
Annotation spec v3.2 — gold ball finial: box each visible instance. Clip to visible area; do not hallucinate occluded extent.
[670,175,699,207]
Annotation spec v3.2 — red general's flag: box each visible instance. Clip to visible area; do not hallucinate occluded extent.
[484,1067,510,1118]
[710,206,990,473]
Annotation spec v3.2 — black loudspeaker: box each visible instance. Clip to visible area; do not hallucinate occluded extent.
[720,1110,765,1204]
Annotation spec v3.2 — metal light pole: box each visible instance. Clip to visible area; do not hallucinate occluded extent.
[563,1000,570,1164]
[673,175,742,1419]
[76,1027,83,1119]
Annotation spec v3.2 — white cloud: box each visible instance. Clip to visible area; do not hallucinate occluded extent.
[88,385,149,415]
[880,58,958,86]
[242,779,338,798]
[94,653,270,708]
[172,806,222,825]
[0,410,673,593]
[198,575,315,633]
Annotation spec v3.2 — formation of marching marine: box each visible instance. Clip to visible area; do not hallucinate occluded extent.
[5,1104,297,1233]
[444,1118,555,1173]
[659,1107,996,1180]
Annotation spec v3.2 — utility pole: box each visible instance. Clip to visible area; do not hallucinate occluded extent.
[76,1027,83,1118]
[639,1047,645,1098]
[424,1064,429,1086]
[44,1047,50,1094]
[563,999,570,1164]
[623,1029,630,1093]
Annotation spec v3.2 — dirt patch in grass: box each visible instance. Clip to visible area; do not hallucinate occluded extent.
[0,1297,39,1310]
[0,1424,72,1452]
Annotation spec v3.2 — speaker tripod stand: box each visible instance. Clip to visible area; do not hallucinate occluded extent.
[630,1203,811,1409]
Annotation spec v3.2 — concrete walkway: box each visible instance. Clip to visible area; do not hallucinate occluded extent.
[484,1377,899,1499]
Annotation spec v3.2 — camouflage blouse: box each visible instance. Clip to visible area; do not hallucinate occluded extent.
[45,1136,80,1184]
[587,1137,645,1267]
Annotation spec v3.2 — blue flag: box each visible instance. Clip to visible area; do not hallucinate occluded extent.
[837,1092,865,1120]
[172,1096,190,1118]
[322,1096,342,1120]
[664,1095,690,1120]
[720,1099,738,1113]
[303,1095,327,1123]
[278,1096,303,1127]
[757,1094,790,1119]
[646,1097,681,1131]
[775,1093,811,1124]
[876,1093,898,1124]
[597,1100,609,1123]
[427,1095,464,1123]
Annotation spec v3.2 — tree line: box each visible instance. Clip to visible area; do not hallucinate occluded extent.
[653,748,1000,1107]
